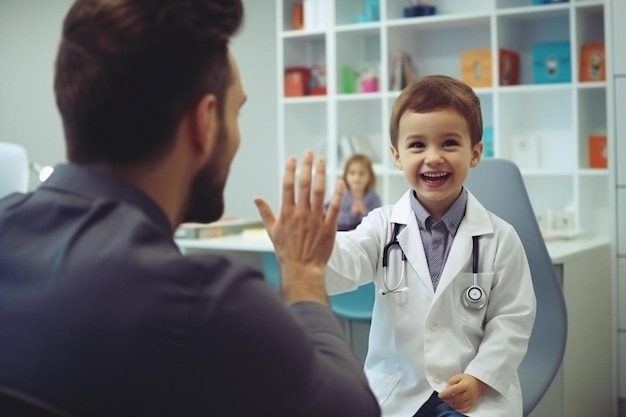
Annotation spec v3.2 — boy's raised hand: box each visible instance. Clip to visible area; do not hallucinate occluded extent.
[254,150,344,305]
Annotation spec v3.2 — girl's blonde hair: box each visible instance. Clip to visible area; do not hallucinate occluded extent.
[342,154,376,192]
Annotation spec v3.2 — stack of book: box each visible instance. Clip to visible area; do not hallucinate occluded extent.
[175,217,265,240]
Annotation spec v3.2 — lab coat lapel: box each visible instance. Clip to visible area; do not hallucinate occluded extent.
[390,191,436,293]
[397,216,433,292]
[432,191,494,301]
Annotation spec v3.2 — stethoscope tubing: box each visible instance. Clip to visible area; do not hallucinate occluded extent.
[381,222,486,310]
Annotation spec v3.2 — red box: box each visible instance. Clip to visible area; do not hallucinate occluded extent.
[580,42,605,82]
[284,67,310,97]
[588,134,607,168]
[461,48,520,88]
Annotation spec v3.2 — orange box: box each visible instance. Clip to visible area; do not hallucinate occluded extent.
[292,2,304,30]
[461,48,520,88]
[284,67,310,97]
[588,134,607,168]
[580,42,605,82]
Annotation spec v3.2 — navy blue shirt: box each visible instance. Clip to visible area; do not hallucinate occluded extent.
[0,164,379,417]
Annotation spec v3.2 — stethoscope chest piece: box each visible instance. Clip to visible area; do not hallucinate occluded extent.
[461,235,486,310]
[461,285,486,310]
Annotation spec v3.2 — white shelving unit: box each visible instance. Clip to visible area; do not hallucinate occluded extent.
[276,0,611,240]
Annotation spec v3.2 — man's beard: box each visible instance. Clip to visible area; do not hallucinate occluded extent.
[182,121,228,224]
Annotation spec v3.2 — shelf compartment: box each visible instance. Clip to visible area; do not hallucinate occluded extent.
[386,12,491,32]
[282,101,328,160]
[386,19,491,87]
[523,175,577,228]
[335,29,381,94]
[578,87,607,170]
[337,99,384,164]
[335,0,380,26]
[283,35,326,69]
[496,1,570,13]
[386,0,493,21]
[575,4,605,82]
[498,88,575,172]
[497,9,570,85]
[579,175,610,237]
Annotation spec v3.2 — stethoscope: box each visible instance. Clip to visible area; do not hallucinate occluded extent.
[380,223,487,311]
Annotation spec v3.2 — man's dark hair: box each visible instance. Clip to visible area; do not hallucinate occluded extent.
[54,0,244,165]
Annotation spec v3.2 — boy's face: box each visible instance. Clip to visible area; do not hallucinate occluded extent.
[390,108,482,219]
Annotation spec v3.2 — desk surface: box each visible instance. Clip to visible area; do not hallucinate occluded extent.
[176,233,611,263]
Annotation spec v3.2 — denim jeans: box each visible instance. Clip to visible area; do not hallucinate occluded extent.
[413,391,468,417]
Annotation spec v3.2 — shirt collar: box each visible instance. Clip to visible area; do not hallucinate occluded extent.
[410,187,468,236]
[41,163,172,235]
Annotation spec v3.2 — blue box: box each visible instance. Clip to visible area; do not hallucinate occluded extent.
[533,41,571,84]
[482,126,494,158]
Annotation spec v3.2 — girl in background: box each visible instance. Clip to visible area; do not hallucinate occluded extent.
[334,154,382,231]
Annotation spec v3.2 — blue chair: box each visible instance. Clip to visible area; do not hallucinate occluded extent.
[260,252,281,289]
[260,249,374,345]
[465,158,567,417]
[329,282,375,346]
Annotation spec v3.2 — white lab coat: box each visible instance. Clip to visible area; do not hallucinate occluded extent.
[325,189,536,417]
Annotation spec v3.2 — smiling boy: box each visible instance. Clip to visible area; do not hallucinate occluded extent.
[325,75,537,417]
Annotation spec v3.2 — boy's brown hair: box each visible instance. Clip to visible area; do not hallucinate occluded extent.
[389,75,483,148]
[342,154,376,193]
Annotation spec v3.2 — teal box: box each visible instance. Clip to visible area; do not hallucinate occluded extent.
[533,41,571,83]
[482,126,494,158]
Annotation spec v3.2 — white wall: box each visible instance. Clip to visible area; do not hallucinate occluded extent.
[0,0,279,218]
[0,0,72,189]
[228,1,279,218]
[612,0,626,413]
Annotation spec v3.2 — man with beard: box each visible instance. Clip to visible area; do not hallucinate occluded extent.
[0,1,380,417]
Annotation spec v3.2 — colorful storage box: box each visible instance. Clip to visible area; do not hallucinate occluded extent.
[580,42,606,82]
[533,41,571,84]
[533,0,568,4]
[284,67,310,97]
[588,134,607,168]
[482,126,494,158]
[461,48,520,88]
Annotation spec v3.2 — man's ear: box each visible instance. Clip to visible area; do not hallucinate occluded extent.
[190,94,218,157]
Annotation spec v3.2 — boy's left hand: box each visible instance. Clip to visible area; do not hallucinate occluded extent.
[438,373,487,414]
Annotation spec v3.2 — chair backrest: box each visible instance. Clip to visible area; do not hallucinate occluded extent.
[465,158,567,417]
[0,142,29,199]
[0,386,74,417]
[329,282,375,321]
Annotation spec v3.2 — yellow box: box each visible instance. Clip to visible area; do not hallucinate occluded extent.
[461,48,520,87]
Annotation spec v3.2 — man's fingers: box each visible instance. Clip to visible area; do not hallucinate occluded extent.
[281,157,297,213]
[297,151,314,209]
[311,157,327,213]
[254,198,276,231]
[324,180,344,228]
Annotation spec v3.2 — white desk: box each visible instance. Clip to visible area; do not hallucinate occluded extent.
[179,233,609,262]
[177,234,273,253]
[176,234,614,417]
